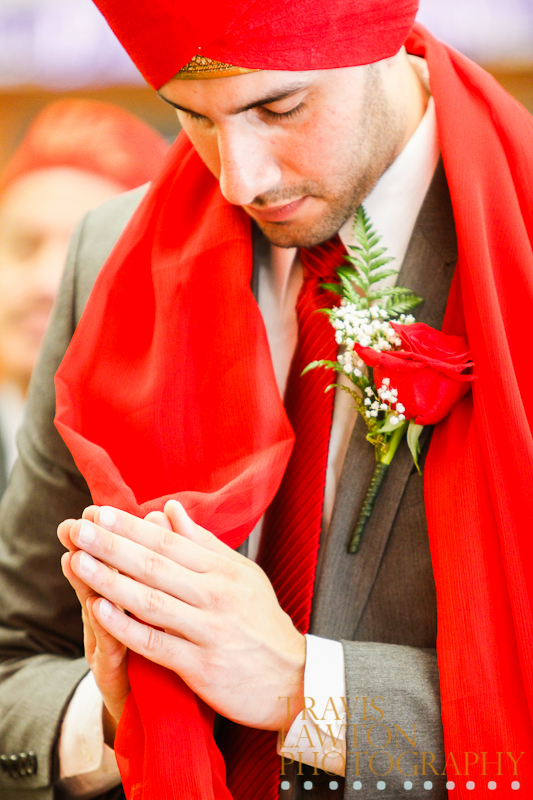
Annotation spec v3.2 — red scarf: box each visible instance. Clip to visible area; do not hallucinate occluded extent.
[55,24,533,800]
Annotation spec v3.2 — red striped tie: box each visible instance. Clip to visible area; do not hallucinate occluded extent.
[222,235,347,800]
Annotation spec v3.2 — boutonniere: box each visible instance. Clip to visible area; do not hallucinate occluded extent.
[304,207,476,553]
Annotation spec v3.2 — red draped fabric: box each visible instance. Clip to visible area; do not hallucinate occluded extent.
[55,23,533,800]
[410,25,533,798]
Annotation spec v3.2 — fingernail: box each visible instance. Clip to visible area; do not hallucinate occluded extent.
[99,599,114,619]
[79,551,98,575]
[100,507,117,529]
[78,522,96,544]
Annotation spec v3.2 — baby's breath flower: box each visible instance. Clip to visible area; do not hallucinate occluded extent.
[327,302,402,352]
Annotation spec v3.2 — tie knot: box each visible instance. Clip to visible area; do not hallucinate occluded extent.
[298,233,347,284]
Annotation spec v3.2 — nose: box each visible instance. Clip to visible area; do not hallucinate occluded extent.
[216,125,281,206]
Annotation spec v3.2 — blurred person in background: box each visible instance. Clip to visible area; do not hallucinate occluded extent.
[0,100,168,493]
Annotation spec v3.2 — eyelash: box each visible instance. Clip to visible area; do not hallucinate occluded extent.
[184,111,208,122]
[262,102,305,121]
[183,102,306,123]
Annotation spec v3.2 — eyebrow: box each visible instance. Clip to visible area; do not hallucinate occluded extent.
[157,83,309,117]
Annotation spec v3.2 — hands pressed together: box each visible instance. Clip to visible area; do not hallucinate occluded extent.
[57,501,305,744]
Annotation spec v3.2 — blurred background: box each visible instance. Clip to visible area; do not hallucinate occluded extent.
[0,0,530,484]
[1,0,533,170]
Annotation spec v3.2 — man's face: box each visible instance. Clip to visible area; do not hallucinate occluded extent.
[160,61,411,248]
[0,167,122,393]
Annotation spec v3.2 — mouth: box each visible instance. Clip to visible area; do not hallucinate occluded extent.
[245,196,308,223]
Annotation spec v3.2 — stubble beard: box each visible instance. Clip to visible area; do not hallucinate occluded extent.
[253,69,408,249]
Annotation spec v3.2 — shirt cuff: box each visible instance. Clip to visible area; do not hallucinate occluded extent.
[58,671,121,797]
[277,634,347,777]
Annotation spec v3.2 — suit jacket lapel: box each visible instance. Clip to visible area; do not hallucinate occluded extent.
[310,159,458,639]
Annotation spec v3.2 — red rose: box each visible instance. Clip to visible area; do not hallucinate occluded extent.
[354,322,475,426]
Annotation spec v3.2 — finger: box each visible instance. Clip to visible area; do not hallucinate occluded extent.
[70,549,205,643]
[82,506,100,522]
[144,511,172,529]
[163,501,248,564]
[62,551,98,655]
[61,550,98,607]
[57,519,78,551]
[70,519,205,606]
[86,595,127,664]
[91,506,221,573]
[85,597,130,724]
[92,596,197,679]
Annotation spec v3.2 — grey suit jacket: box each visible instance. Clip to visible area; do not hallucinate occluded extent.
[0,161,456,800]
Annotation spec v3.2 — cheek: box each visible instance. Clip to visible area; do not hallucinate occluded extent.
[281,113,354,180]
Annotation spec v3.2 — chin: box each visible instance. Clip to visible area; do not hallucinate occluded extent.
[256,217,341,250]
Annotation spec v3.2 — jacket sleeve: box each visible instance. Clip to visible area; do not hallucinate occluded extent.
[0,217,93,798]
[342,640,447,799]
[0,186,146,799]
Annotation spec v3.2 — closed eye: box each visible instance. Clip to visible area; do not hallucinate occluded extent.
[261,102,306,121]
[183,110,208,122]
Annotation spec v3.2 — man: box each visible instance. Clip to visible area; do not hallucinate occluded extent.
[0,100,168,494]
[1,3,532,800]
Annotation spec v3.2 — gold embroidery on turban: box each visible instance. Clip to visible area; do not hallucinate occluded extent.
[176,54,258,80]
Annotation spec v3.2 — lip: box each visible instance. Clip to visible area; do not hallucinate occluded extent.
[246,196,308,223]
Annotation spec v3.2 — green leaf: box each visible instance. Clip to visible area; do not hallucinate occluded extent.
[337,205,404,305]
[368,268,401,285]
[407,422,424,473]
[301,359,342,376]
[320,282,344,296]
[366,257,395,269]
[378,416,407,434]
[370,286,417,298]
[330,204,425,328]
[338,272,363,304]
[384,293,424,315]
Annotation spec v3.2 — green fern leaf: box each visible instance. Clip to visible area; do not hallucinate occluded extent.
[384,293,424,316]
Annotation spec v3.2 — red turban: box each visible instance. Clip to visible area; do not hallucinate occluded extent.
[93,0,419,89]
[0,99,168,195]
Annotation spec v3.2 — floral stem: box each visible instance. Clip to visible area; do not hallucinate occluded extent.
[348,462,389,553]
[348,421,408,554]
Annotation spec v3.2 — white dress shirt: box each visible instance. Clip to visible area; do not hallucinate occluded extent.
[58,57,439,795]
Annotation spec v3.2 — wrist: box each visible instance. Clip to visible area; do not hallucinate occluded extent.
[272,631,306,731]
[102,704,119,749]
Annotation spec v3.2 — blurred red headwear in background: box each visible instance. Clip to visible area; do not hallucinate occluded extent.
[0,99,169,194]
[92,0,419,89]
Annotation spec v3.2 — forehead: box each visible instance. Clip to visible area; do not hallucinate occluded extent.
[160,68,328,114]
